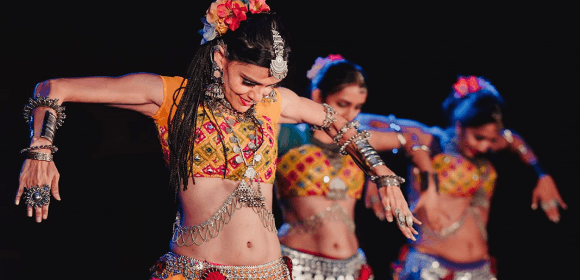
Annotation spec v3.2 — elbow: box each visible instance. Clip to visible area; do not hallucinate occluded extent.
[34,79,65,103]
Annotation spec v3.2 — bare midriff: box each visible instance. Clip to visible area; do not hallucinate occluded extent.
[170,177,281,265]
[278,196,359,259]
[415,194,490,263]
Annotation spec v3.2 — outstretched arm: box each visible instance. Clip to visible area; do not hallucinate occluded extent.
[278,87,421,240]
[494,129,567,223]
[16,73,164,223]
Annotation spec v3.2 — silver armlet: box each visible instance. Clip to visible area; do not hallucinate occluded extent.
[310,103,336,131]
[26,151,53,162]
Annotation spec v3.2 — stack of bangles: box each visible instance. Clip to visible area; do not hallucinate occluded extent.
[20,96,66,208]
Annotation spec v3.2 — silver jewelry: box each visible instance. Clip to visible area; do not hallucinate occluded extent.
[23,185,50,208]
[541,199,558,211]
[502,129,514,144]
[397,211,406,227]
[354,137,385,168]
[311,103,337,131]
[371,175,406,188]
[411,144,431,154]
[339,130,371,156]
[23,96,66,127]
[395,208,401,216]
[397,132,407,147]
[270,29,287,80]
[406,215,413,227]
[370,196,379,204]
[384,205,392,211]
[262,88,278,103]
[333,120,360,144]
[40,110,57,142]
[20,145,58,154]
[26,151,53,162]
[204,60,225,99]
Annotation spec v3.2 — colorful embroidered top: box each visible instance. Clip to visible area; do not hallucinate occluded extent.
[151,76,281,184]
[422,153,497,197]
[276,143,365,199]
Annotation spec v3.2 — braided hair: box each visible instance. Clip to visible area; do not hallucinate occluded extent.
[167,13,291,196]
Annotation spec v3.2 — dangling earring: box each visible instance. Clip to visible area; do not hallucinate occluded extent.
[261,89,277,103]
[205,58,225,99]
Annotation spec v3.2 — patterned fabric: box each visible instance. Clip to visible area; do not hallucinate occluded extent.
[424,154,497,197]
[151,76,282,184]
[276,144,365,199]
[150,252,292,280]
[281,245,373,280]
[392,246,496,280]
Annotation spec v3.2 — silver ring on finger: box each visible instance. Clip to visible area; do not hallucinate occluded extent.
[384,205,392,211]
[406,215,413,227]
[397,211,405,226]
[395,208,401,216]
[541,199,558,211]
[23,185,51,208]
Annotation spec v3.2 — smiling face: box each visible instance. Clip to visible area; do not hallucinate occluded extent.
[457,122,500,158]
[215,48,281,112]
[313,84,368,122]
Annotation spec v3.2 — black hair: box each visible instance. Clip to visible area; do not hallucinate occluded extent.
[441,76,506,129]
[310,60,367,101]
[167,12,290,196]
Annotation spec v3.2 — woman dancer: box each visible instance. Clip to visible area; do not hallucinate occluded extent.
[363,76,567,279]
[275,55,434,280]
[15,2,417,279]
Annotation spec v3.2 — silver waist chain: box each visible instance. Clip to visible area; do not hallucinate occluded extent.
[172,185,277,247]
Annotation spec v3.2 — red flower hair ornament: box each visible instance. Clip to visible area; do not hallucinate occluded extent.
[200,0,271,44]
[453,76,482,98]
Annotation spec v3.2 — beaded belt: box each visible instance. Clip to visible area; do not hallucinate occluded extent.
[150,252,292,280]
[397,248,496,280]
[280,245,372,280]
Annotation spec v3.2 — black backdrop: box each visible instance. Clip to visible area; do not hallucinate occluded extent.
[1,3,579,280]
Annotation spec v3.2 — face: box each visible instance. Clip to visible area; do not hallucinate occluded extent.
[317,85,368,121]
[217,54,281,112]
[457,122,500,157]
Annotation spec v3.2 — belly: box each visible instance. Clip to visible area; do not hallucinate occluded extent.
[170,177,281,265]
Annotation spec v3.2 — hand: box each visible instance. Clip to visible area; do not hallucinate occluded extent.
[378,185,421,241]
[365,181,385,221]
[412,187,444,231]
[16,158,61,223]
[531,175,567,223]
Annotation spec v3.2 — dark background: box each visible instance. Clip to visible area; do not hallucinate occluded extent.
[1,3,578,279]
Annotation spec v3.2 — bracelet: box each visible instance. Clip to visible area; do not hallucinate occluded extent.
[397,132,407,147]
[501,129,514,144]
[371,174,406,188]
[339,130,371,156]
[333,120,360,144]
[26,151,53,162]
[20,145,58,154]
[355,138,385,168]
[23,96,66,126]
[411,144,431,153]
[40,111,57,143]
[310,103,336,131]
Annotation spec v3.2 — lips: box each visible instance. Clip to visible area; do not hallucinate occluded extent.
[239,96,253,106]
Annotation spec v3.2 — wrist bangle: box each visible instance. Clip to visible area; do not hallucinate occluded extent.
[26,151,53,162]
[371,175,406,188]
[20,145,58,154]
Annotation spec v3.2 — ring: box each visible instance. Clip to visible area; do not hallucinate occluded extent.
[23,185,51,208]
[384,205,392,211]
[541,199,558,211]
[370,196,379,204]
[406,215,413,227]
[395,208,401,215]
[397,211,405,226]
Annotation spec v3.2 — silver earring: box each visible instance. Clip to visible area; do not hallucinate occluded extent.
[262,89,277,103]
[205,60,225,99]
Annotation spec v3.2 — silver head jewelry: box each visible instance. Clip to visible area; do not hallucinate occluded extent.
[270,29,287,80]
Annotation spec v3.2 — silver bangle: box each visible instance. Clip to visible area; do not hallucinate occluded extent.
[311,103,336,131]
[23,96,66,127]
[397,132,407,147]
[26,151,53,162]
[20,145,58,154]
[40,111,57,143]
[339,130,371,156]
[332,120,360,144]
[411,144,431,153]
[355,138,385,168]
[371,175,406,188]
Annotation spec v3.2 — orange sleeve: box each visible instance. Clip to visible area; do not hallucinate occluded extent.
[151,75,187,124]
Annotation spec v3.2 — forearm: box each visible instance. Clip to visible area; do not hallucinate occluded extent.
[502,129,546,178]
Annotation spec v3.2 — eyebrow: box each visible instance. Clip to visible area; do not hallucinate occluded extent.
[241,74,279,87]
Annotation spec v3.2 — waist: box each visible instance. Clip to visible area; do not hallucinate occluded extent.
[151,252,291,280]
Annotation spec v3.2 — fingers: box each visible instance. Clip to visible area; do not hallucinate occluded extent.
[51,173,61,201]
[383,186,418,241]
[531,191,540,210]
[544,207,560,224]
[556,196,568,210]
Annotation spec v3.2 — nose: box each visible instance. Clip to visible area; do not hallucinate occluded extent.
[478,142,491,153]
[346,108,359,122]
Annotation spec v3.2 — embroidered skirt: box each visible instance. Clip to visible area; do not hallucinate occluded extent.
[280,244,373,280]
[150,252,293,280]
